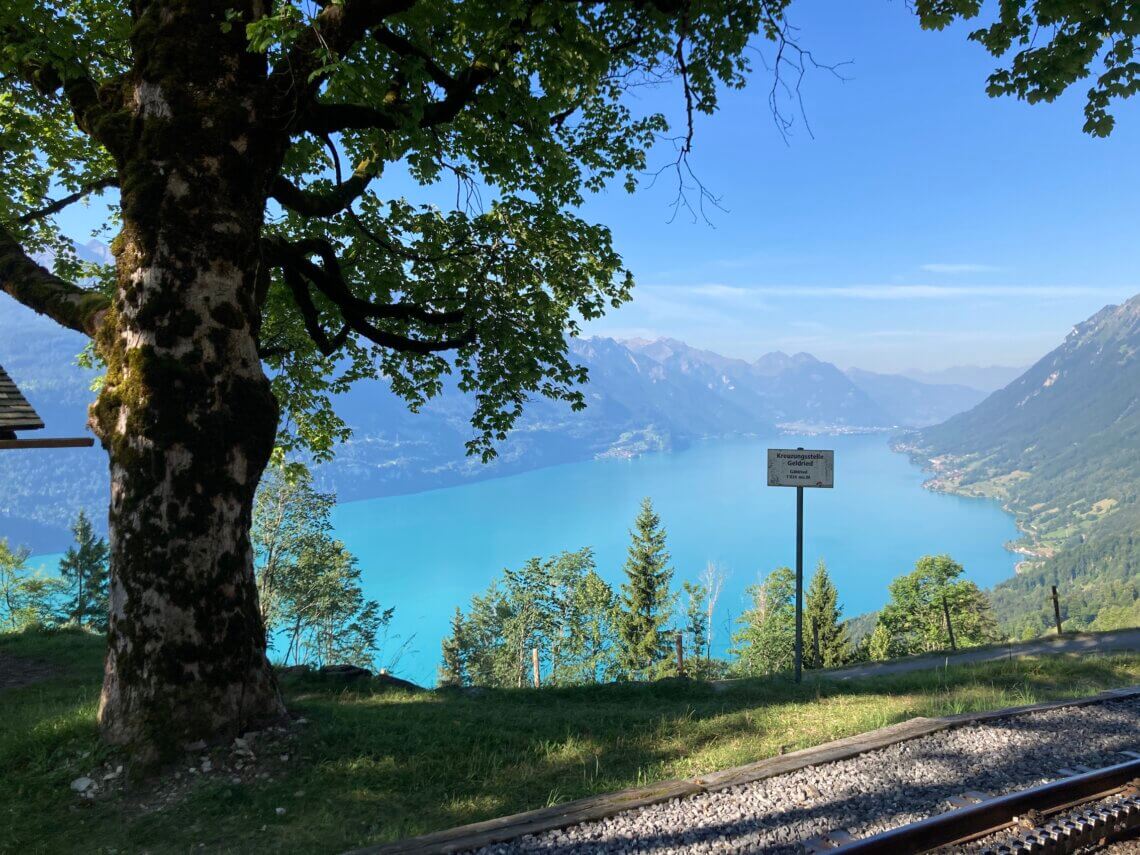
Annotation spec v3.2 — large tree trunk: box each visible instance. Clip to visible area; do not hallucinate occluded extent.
[89,2,287,761]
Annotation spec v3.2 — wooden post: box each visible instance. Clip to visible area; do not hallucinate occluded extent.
[811,619,821,670]
[1052,585,1064,635]
[532,647,540,688]
[942,593,957,652]
[675,632,685,677]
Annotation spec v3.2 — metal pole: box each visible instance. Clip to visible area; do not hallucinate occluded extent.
[795,482,804,683]
[532,647,540,688]
[942,593,957,652]
[1052,585,1064,635]
[675,631,684,677]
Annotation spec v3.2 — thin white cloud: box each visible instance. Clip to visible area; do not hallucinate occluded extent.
[920,263,1003,274]
[678,284,1131,301]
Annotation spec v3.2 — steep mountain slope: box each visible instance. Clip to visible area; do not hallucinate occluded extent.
[906,295,1140,635]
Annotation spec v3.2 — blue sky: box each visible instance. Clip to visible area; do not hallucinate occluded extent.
[572,1,1140,371]
[51,0,1139,373]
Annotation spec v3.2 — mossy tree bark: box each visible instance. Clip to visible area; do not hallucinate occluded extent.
[83,2,288,757]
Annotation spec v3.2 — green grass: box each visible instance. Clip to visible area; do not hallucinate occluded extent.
[3,627,1139,854]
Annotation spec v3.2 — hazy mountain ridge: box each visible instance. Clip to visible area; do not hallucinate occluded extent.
[902,364,1026,392]
[844,368,986,428]
[904,295,1140,635]
[0,301,986,550]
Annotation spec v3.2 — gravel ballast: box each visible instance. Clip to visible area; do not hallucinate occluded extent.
[471,698,1140,854]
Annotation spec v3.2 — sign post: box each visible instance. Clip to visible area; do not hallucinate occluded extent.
[767,447,834,682]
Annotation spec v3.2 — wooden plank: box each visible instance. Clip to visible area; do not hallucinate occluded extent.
[0,437,95,449]
[935,684,1140,727]
[695,717,945,791]
[349,685,1140,855]
[353,780,704,855]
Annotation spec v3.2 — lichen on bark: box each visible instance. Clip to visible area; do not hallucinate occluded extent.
[86,0,291,760]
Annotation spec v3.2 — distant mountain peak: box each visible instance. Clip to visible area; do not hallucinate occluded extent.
[752,351,793,374]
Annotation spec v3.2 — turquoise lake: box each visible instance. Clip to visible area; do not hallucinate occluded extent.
[331,433,1018,685]
[27,433,1020,686]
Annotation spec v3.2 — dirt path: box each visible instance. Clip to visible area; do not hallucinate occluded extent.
[0,653,62,690]
[824,628,1140,681]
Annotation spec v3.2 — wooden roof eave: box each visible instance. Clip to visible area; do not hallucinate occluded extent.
[0,364,95,450]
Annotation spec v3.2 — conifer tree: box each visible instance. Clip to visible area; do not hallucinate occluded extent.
[682,580,709,662]
[804,560,848,668]
[617,498,675,679]
[58,511,110,631]
[438,608,468,688]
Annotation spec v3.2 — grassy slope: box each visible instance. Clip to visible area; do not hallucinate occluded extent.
[4,628,1140,854]
[904,297,1140,637]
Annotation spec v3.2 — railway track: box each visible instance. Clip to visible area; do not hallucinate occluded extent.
[803,757,1140,854]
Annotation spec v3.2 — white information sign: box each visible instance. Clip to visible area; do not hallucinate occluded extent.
[767,448,834,488]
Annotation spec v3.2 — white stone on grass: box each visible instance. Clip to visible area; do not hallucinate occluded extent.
[70,776,95,794]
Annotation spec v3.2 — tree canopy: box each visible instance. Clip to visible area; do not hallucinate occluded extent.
[1,0,811,462]
[916,0,1139,137]
[870,554,1000,659]
[730,565,795,676]
[6,1,1131,464]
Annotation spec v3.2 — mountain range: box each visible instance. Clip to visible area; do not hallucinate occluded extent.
[316,337,988,505]
[904,294,1140,635]
[0,301,988,551]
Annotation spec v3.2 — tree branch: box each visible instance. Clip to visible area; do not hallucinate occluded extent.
[1,24,129,155]
[286,0,524,137]
[370,25,458,91]
[0,223,109,337]
[262,236,474,355]
[297,59,495,135]
[268,0,416,127]
[17,176,119,225]
[278,262,351,356]
[270,171,373,218]
[299,0,418,63]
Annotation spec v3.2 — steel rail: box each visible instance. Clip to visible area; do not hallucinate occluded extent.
[828,757,1140,853]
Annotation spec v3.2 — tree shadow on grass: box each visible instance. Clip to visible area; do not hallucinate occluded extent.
[449,702,1140,853]
[277,655,1139,848]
